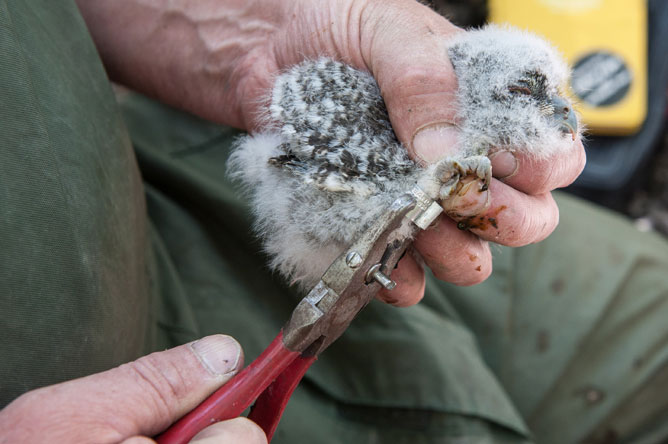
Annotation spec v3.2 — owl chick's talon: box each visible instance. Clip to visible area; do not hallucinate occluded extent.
[437,156,492,196]
[429,155,491,202]
[473,157,493,191]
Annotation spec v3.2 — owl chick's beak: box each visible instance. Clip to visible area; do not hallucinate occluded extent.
[550,96,578,141]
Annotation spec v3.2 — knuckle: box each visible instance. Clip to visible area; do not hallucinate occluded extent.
[430,244,492,286]
[499,210,532,247]
[537,167,559,195]
[533,196,560,242]
[384,64,455,106]
[122,356,189,421]
[522,158,557,196]
[502,195,558,246]
[393,65,442,89]
[515,143,585,195]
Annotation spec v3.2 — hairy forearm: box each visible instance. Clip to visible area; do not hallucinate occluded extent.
[75,0,291,129]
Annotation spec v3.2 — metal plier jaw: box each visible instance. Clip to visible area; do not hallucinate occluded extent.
[282,185,443,355]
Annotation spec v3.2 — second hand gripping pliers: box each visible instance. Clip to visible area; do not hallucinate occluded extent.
[156,185,443,444]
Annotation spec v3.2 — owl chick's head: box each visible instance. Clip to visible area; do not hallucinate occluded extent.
[448,25,578,158]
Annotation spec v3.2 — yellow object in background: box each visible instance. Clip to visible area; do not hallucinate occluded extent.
[489,0,648,136]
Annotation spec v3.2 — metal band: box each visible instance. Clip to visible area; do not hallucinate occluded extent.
[406,185,443,230]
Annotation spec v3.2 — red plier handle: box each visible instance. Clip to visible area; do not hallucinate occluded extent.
[156,332,316,444]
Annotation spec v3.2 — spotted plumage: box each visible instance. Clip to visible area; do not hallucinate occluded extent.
[229,25,579,289]
[268,59,417,196]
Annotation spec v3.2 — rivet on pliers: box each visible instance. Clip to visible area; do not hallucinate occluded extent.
[365,263,396,290]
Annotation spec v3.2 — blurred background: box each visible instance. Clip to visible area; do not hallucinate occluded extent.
[431,0,668,236]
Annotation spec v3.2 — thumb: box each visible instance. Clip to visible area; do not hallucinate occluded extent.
[360,3,494,217]
[109,334,245,437]
[360,1,462,164]
[2,335,244,443]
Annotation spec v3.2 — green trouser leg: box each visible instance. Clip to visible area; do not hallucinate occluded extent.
[0,0,154,404]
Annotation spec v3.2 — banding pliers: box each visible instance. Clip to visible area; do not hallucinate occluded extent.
[156,186,443,443]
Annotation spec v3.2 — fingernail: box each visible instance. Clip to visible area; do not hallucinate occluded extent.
[190,335,243,377]
[441,177,490,217]
[411,123,459,165]
[489,150,518,180]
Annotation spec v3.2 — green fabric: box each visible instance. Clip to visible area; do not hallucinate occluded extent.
[0,0,152,403]
[1,2,667,443]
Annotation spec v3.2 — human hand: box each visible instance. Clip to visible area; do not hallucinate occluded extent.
[259,1,585,306]
[76,0,585,306]
[0,335,266,444]
[242,0,584,305]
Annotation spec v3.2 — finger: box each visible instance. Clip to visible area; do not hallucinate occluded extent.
[377,252,426,307]
[451,179,560,247]
[4,335,244,443]
[190,418,267,444]
[413,216,492,286]
[489,138,586,195]
[108,335,245,437]
[358,1,463,153]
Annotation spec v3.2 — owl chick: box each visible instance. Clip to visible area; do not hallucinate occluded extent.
[229,25,578,289]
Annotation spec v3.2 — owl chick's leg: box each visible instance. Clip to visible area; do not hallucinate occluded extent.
[429,156,492,202]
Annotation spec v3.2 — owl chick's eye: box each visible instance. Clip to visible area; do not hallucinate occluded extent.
[508,71,549,99]
[508,85,532,95]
